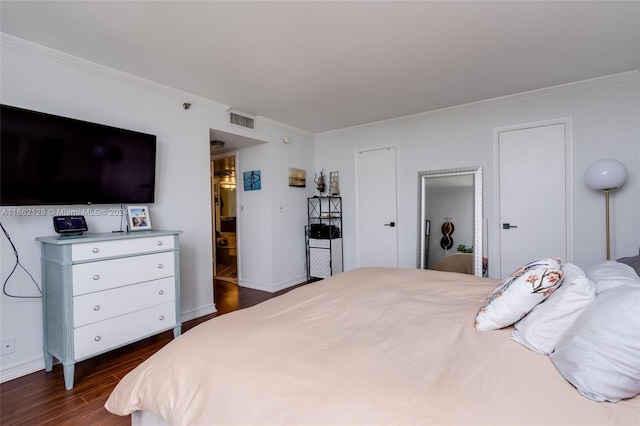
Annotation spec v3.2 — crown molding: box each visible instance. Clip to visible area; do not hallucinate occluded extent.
[318,70,639,136]
[3,32,637,137]
[256,115,315,137]
[1,33,230,113]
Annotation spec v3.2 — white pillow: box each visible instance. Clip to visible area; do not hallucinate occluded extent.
[550,286,640,402]
[475,258,563,331]
[585,261,640,294]
[511,263,596,354]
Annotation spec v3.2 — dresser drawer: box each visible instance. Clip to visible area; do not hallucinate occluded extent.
[74,302,176,360]
[73,277,175,327]
[72,235,174,261]
[72,252,174,296]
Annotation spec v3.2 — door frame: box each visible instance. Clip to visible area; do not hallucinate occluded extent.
[211,150,240,283]
[492,117,574,277]
[354,145,399,268]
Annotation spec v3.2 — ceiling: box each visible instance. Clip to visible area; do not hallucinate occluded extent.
[1,1,638,134]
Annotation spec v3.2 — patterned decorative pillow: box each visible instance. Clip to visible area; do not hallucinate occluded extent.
[475,258,564,331]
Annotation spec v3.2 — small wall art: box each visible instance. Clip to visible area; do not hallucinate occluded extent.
[127,205,152,231]
[243,170,261,191]
[329,171,340,195]
[288,168,306,187]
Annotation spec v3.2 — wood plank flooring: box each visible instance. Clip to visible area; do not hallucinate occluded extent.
[0,280,309,425]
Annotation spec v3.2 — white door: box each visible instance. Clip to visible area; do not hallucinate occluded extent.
[357,147,398,267]
[498,123,567,276]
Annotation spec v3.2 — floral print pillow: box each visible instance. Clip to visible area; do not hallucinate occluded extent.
[475,258,564,331]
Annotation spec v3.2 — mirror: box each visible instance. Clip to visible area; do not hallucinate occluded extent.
[417,166,483,277]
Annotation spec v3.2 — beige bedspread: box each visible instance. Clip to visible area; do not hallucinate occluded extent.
[432,252,473,274]
[105,267,640,425]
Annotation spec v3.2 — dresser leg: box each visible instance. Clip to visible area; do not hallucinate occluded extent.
[44,350,53,372]
[63,363,75,390]
[173,325,182,338]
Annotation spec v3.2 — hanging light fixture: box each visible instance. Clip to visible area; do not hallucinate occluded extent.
[584,159,628,260]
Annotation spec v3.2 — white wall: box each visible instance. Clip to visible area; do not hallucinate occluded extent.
[1,33,638,385]
[0,35,315,382]
[237,119,316,292]
[315,73,640,276]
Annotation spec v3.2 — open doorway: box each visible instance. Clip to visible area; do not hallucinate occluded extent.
[208,127,267,292]
[212,155,238,283]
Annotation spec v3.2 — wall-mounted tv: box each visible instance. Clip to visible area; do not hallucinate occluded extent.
[1,105,156,206]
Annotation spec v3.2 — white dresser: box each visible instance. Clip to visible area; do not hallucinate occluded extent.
[36,230,182,390]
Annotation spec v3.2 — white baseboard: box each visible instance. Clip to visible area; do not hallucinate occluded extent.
[0,357,44,384]
[180,304,216,323]
[239,275,308,293]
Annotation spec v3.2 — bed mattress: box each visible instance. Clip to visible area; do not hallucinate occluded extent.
[106,267,640,425]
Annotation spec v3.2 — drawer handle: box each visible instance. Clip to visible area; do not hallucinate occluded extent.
[157,264,163,269]
[157,240,163,246]
[92,248,99,253]
[93,305,100,311]
[159,315,165,321]
[94,336,101,342]
[93,275,100,281]
[158,290,164,295]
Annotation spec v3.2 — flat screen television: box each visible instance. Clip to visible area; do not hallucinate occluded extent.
[1,104,156,206]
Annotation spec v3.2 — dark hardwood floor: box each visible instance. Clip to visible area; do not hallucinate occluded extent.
[0,280,309,425]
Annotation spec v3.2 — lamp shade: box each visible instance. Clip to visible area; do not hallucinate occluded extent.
[584,159,628,190]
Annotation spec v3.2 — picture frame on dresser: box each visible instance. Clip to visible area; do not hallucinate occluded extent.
[127,205,152,230]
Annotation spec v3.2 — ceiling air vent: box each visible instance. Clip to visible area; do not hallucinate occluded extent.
[230,112,254,129]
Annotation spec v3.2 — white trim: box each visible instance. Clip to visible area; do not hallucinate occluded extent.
[238,276,306,293]
[181,304,216,323]
[4,32,636,139]
[256,116,315,137]
[319,72,638,137]
[238,279,273,292]
[0,357,45,384]
[1,32,230,113]
[492,117,574,277]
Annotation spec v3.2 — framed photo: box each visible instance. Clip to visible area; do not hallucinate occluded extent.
[288,168,306,187]
[127,205,152,231]
[243,170,261,191]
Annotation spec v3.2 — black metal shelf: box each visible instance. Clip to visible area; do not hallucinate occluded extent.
[306,196,343,280]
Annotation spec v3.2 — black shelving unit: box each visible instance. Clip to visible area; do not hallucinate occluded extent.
[306,196,343,280]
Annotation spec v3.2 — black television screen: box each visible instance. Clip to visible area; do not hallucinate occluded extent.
[1,105,156,206]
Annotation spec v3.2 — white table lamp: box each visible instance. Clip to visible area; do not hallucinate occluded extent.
[584,159,628,260]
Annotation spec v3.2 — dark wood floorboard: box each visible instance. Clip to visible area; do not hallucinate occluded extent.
[0,279,309,425]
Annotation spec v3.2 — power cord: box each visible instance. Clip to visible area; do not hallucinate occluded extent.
[1,221,42,298]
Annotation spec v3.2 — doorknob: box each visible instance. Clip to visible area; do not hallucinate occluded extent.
[384,222,396,227]
[502,223,518,230]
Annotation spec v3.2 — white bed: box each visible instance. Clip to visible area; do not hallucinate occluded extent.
[105,266,640,425]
